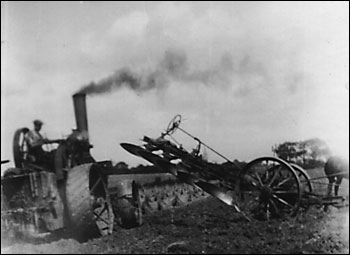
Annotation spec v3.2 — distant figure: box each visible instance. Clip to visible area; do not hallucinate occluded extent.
[25,119,58,168]
[324,156,349,196]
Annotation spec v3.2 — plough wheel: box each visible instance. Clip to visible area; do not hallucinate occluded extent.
[112,180,143,229]
[290,163,313,211]
[238,157,301,220]
[65,163,114,240]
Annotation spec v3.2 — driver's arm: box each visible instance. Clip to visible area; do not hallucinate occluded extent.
[44,138,61,144]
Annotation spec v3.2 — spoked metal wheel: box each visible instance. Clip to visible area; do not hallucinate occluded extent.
[65,163,114,240]
[238,157,301,221]
[113,180,143,229]
[290,163,313,211]
[90,170,114,236]
[165,114,182,135]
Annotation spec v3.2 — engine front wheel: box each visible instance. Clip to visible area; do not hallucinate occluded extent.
[65,163,114,241]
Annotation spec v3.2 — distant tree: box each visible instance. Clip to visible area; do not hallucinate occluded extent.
[273,142,306,163]
[114,161,129,170]
[273,138,331,168]
[134,164,145,172]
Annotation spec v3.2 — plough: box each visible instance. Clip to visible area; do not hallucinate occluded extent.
[121,115,346,221]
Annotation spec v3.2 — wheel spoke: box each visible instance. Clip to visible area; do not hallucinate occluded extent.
[268,167,281,187]
[275,175,293,188]
[273,190,298,195]
[94,212,110,225]
[242,174,259,188]
[254,172,264,186]
[269,199,282,217]
[95,203,108,218]
[262,170,269,182]
[249,180,258,188]
[272,194,293,209]
[90,177,102,194]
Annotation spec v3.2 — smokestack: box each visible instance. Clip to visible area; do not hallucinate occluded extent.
[73,93,89,140]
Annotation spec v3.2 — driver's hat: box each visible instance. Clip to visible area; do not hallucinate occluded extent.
[33,119,44,126]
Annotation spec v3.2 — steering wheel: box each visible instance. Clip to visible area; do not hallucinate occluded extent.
[165,114,182,135]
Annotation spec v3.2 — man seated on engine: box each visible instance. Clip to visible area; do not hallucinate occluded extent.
[25,119,58,169]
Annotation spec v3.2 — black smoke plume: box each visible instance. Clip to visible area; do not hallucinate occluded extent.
[75,49,237,96]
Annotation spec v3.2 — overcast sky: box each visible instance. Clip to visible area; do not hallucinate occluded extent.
[1,1,349,172]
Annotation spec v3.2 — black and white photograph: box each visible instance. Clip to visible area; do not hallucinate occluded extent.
[1,1,349,254]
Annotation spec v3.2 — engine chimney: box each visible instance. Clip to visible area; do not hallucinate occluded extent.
[73,93,89,140]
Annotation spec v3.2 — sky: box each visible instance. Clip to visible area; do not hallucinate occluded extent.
[1,1,349,173]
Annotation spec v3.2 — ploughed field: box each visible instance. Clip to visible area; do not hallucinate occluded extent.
[1,168,349,254]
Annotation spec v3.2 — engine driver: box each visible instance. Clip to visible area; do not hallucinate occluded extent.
[25,119,59,168]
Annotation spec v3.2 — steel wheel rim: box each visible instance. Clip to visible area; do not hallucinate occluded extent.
[290,163,313,211]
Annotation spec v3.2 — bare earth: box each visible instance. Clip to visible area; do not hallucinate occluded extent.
[1,195,349,254]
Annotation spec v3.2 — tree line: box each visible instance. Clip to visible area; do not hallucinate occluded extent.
[272,138,331,168]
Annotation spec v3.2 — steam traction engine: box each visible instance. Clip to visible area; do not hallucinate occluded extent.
[1,94,141,240]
